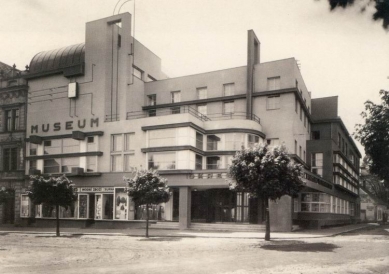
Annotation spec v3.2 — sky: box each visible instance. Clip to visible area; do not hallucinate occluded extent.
[1,0,388,157]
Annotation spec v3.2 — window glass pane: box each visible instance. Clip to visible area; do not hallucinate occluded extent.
[225,133,245,150]
[267,77,280,90]
[148,153,175,170]
[29,143,38,156]
[171,91,181,103]
[43,158,60,173]
[124,154,133,172]
[86,156,97,172]
[223,101,234,114]
[206,156,220,169]
[207,134,221,150]
[61,157,79,173]
[196,132,203,150]
[111,155,123,172]
[147,95,156,106]
[115,188,128,220]
[111,134,123,152]
[195,154,202,170]
[21,195,30,217]
[78,195,88,219]
[124,133,134,151]
[223,83,235,96]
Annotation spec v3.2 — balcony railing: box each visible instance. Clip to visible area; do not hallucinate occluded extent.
[127,106,260,124]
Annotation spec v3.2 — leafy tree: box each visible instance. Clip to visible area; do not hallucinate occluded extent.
[124,170,170,238]
[28,175,77,237]
[360,156,389,204]
[228,144,303,241]
[324,0,389,29]
[355,90,389,181]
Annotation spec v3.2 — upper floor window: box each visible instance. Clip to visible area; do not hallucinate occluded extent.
[3,147,18,171]
[267,76,280,91]
[149,128,176,147]
[223,101,234,114]
[248,134,260,148]
[195,154,203,170]
[148,152,175,170]
[5,109,19,131]
[29,143,38,156]
[111,133,135,172]
[225,133,245,150]
[266,96,280,110]
[44,139,80,155]
[312,153,323,177]
[147,94,156,106]
[312,131,320,140]
[223,83,235,96]
[171,91,181,103]
[207,134,221,151]
[196,132,203,150]
[267,138,280,146]
[197,104,207,116]
[197,87,207,100]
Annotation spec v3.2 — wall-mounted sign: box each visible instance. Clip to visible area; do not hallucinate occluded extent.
[31,118,99,134]
[78,187,115,193]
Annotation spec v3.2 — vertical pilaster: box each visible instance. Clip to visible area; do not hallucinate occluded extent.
[179,187,191,230]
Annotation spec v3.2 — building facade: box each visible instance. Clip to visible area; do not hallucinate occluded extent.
[19,13,360,231]
[0,62,28,225]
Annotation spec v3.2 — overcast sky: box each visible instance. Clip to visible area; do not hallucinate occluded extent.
[1,0,388,156]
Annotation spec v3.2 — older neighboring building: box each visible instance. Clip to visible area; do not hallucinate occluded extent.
[306,96,361,228]
[0,62,28,224]
[19,13,360,231]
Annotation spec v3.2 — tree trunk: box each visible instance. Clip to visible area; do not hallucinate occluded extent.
[265,198,270,241]
[146,204,149,238]
[55,204,60,237]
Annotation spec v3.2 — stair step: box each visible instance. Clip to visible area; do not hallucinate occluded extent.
[151,222,265,232]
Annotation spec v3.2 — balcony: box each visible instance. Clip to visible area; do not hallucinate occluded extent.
[127,106,260,124]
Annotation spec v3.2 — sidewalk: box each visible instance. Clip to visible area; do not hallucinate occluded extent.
[0,223,375,239]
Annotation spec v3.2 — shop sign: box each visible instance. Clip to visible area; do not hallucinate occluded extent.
[78,187,115,193]
[31,117,99,134]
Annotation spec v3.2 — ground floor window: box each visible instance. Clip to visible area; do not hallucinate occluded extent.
[301,193,330,212]
[20,195,31,217]
[34,202,77,219]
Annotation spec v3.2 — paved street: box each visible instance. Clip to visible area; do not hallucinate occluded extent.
[0,224,388,274]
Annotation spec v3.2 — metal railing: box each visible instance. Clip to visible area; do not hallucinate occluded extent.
[127,106,260,124]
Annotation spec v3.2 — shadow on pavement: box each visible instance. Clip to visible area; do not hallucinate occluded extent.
[139,237,182,242]
[35,234,83,238]
[260,240,339,252]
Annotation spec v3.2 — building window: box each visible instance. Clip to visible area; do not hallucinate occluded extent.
[3,147,18,171]
[171,91,181,103]
[195,154,203,170]
[267,76,280,91]
[20,195,31,217]
[301,193,330,212]
[225,133,245,150]
[86,156,97,172]
[111,133,135,172]
[171,107,181,114]
[223,83,235,96]
[300,106,303,121]
[43,158,79,174]
[196,132,203,150]
[207,134,221,151]
[197,87,207,99]
[148,152,175,170]
[206,156,221,170]
[29,143,38,156]
[248,134,260,148]
[295,97,298,113]
[197,104,207,116]
[312,153,323,177]
[223,101,234,114]
[148,109,156,117]
[133,66,143,79]
[311,131,320,140]
[299,146,302,158]
[5,109,20,131]
[147,94,156,106]
[266,96,280,110]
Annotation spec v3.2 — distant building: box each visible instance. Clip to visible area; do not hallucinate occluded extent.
[18,13,361,231]
[0,62,28,224]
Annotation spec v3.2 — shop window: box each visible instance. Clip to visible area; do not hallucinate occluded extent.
[148,152,175,170]
[171,91,181,103]
[114,188,130,220]
[223,101,234,114]
[78,194,90,219]
[266,95,280,110]
[301,193,330,212]
[197,87,207,99]
[3,147,18,171]
[95,194,114,220]
[197,104,207,116]
[312,153,323,177]
[223,83,235,96]
[20,194,31,217]
[5,109,19,131]
[267,76,280,91]
[35,201,77,219]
